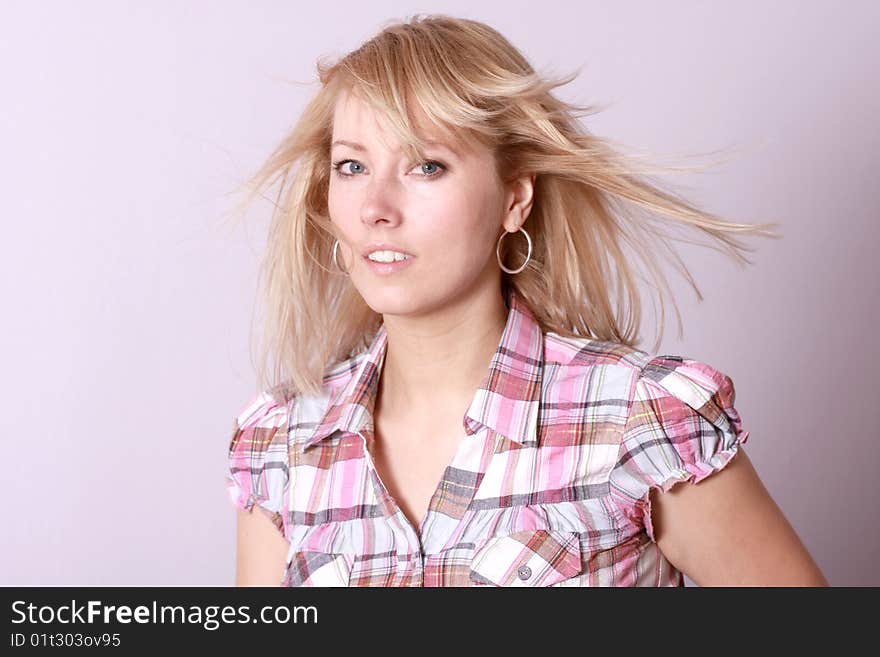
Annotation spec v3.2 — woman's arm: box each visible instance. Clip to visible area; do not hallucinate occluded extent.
[650,448,829,586]
[234,509,289,586]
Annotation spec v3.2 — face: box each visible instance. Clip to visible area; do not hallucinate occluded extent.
[327,88,512,317]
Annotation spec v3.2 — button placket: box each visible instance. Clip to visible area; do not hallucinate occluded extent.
[357,430,422,555]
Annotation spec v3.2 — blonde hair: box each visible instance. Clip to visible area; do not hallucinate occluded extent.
[225,13,781,401]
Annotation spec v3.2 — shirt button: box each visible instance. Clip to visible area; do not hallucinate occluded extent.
[517,565,532,580]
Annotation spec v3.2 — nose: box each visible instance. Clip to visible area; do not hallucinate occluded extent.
[360,178,403,228]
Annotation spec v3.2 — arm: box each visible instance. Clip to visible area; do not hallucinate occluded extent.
[234,508,290,587]
[649,447,829,586]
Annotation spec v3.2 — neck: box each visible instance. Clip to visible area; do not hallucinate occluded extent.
[376,284,509,419]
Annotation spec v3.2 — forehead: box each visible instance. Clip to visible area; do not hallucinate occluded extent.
[330,88,467,156]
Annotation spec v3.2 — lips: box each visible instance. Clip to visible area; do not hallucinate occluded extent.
[361,242,415,258]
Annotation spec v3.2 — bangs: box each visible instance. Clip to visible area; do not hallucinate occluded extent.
[325,32,502,163]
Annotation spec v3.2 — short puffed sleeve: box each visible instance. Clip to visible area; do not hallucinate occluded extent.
[224,390,291,538]
[608,355,751,542]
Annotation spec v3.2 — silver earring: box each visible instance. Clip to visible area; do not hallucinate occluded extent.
[332,239,350,275]
[496,226,532,274]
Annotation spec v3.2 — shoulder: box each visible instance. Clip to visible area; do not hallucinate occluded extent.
[236,349,367,432]
[540,333,652,406]
[605,350,750,539]
[629,354,742,433]
[543,332,653,372]
[284,349,374,445]
[613,350,749,494]
[641,353,738,395]
[539,333,746,453]
[232,390,292,434]
[542,332,738,409]
[224,351,371,520]
[227,390,293,475]
[225,389,294,519]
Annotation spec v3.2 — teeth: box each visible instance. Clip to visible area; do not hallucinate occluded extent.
[367,250,410,263]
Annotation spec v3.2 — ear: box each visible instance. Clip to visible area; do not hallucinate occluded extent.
[502,173,536,232]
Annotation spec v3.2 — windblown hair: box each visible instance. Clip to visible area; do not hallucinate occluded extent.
[226,13,781,401]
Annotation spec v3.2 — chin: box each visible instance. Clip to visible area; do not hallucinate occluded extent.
[357,285,423,315]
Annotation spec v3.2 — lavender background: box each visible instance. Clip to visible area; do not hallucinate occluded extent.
[1,0,876,586]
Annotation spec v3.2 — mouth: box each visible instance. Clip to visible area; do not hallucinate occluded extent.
[361,243,415,258]
[362,252,415,276]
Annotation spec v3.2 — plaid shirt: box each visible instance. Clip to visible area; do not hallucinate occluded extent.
[226,286,750,586]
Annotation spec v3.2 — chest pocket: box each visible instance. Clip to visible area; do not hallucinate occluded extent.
[469,529,583,586]
[281,518,401,587]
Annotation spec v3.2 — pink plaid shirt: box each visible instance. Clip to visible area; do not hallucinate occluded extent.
[226,286,750,586]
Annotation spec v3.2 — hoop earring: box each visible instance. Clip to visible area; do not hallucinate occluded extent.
[496,226,532,274]
[332,239,350,275]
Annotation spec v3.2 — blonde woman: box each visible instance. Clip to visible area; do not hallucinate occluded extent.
[225,14,828,587]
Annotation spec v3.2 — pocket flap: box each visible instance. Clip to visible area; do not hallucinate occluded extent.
[283,552,354,587]
[469,529,583,586]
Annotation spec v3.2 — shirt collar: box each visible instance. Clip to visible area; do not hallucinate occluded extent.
[303,286,544,451]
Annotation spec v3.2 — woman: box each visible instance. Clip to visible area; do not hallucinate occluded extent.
[225,14,828,586]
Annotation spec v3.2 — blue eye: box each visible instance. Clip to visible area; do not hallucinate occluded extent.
[330,159,447,179]
[412,160,447,177]
[331,160,365,176]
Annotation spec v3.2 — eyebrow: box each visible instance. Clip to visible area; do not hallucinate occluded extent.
[330,139,459,158]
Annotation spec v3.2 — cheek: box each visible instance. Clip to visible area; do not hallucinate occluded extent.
[417,211,496,268]
[447,194,502,244]
[327,183,357,231]
[327,179,343,215]
[429,185,499,236]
